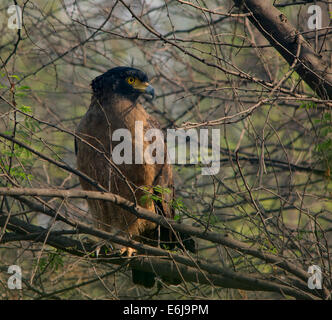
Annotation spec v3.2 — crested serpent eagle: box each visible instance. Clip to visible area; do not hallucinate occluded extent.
[75,66,195,287]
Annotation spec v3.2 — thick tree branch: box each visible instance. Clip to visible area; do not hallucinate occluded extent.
[235,0,332,99]
[0,213,318,299]
[0,187,312,284]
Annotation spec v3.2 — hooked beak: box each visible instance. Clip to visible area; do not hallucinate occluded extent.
[133,80,155,99]
[144,84,155,100]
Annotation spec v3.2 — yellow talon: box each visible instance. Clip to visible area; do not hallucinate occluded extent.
[120,247,137,257]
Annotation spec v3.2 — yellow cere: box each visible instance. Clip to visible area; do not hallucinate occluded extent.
[126,77,150,92]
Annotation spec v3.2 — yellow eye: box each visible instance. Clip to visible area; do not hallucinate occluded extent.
[127,77,135,84]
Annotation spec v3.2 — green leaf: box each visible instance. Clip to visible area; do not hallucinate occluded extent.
[174,214,180,221]
[323,113,331,121]
[20,105,32,113]
[17,85,31,91]
[9,74,20,80]
[139,194,152,206]
[321,127,330,137]
[15,92,27,97]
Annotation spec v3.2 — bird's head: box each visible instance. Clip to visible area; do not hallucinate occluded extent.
[91,66,154,102]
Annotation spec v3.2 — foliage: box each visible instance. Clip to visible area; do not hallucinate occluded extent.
[0,0,331,300]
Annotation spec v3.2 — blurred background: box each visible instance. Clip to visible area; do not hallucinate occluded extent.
[0,0,331,299]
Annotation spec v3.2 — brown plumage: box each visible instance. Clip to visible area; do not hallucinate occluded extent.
[75,67,194,287]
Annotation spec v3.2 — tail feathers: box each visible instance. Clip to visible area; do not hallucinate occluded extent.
[132,229,196,288]
[132,269,155,288]
[159,226,196,253]
[179,232,196,253]
[132,268,183,287]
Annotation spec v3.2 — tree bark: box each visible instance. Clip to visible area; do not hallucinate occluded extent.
[0,187,311,283]
[0,213,317,299]
[235,0,332,100]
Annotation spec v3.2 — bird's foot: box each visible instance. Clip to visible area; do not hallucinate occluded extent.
[119,246,137,257]
[84,239,113,258]
[94,243,114,257]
